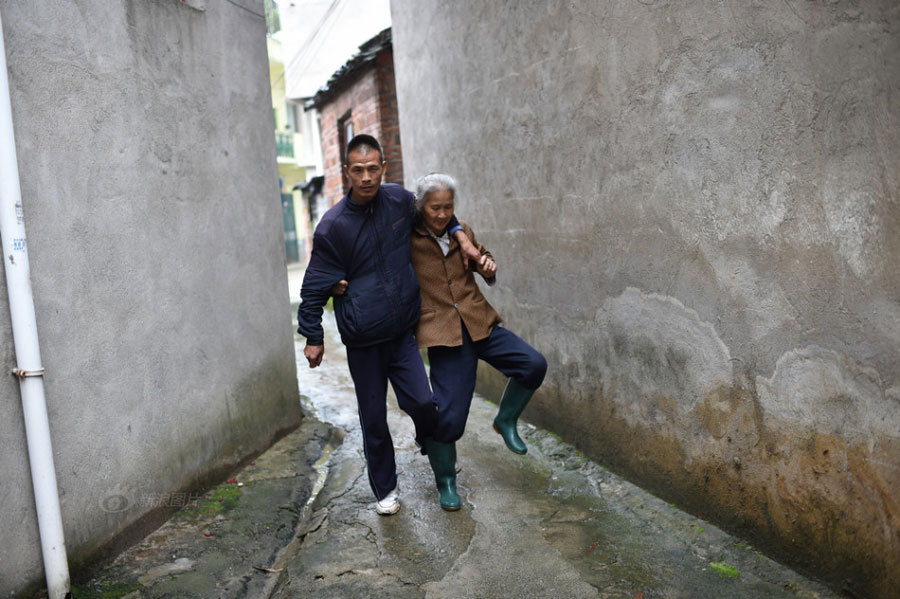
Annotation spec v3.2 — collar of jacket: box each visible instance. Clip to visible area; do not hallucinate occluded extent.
[412,218,430,236]
[414,217,458,248]
[344,187,382,212]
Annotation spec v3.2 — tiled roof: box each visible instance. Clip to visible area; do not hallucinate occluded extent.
[307,27,392,110]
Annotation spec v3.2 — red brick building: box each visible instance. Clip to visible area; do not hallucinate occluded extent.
[308,28,403,206]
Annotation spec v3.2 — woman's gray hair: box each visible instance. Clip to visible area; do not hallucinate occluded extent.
[415,173,457,211]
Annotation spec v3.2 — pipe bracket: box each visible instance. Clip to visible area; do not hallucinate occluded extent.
[12,368,44,379]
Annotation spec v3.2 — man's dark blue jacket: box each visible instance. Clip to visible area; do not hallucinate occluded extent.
[298,184,452,348]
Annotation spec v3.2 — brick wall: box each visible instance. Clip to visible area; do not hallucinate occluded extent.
[318,69,377,205]
[316,48,404,207]
[376,50,404,185]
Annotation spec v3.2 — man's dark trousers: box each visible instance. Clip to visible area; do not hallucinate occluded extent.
[345,329,437,500]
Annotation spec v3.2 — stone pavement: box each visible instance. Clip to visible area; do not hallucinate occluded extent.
[70,269,841,598]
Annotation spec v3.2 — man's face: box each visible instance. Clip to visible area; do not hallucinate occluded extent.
[344,148,385,204]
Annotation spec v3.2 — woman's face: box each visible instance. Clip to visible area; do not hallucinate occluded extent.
[422,189,455,234]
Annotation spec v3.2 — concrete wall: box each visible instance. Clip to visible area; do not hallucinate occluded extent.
[392,1,899,596]
[0,0,301,594]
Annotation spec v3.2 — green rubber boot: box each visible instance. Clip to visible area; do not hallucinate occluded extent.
[492,378,534,455]
[425,440,461,511]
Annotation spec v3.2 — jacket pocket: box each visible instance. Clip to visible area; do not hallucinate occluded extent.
[418,307,436,325]
[336,287,394,341]
[334,295,357,334]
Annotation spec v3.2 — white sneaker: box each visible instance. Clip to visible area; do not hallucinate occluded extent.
[375,487,400,515]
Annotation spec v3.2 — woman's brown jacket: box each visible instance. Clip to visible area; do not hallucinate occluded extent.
[410,220,502,348]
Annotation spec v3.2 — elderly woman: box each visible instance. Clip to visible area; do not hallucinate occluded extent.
[410,173,547,511]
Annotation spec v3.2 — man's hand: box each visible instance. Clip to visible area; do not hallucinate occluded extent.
[331,280,348,296]
[304,344,324,368]
[454,232,482,270]
[475,255,496,278]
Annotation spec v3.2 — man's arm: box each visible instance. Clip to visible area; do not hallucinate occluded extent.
[437,211,482,269]
[297,232,345,368]
[451,224,482,267]
[468,226,497,284]
[405,189,481,269]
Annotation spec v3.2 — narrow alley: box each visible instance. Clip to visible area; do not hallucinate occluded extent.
[4,3,897,598]
[72,267,841,598]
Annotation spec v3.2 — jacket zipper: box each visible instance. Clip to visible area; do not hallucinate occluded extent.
[369,202,401,327]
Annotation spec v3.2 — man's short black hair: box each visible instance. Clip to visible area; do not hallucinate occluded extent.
[345,134,384,164]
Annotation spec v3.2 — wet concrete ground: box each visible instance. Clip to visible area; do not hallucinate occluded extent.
[69,415,335,598]
[72,268,841,598]
[268,312,839,599]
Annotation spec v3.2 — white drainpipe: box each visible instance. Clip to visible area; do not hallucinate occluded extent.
[0,10,71,599]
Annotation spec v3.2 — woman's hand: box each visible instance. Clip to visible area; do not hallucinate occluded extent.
[331,280,348,296]
[476,255,496,278]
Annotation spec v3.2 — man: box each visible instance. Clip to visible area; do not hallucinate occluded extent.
[297,134,481,515]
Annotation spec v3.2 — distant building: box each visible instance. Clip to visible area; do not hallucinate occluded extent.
[308,28,403,207]
[278,0,392,101]
[266,1,323,262]
[273,0,390,259]
[267,34,318,262]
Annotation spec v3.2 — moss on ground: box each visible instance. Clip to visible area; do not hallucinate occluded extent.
[176,484,243,522]
[710,561,741,578]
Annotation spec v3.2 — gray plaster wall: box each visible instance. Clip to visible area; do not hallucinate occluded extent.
[0,0,301,594]
[392,1,899,596]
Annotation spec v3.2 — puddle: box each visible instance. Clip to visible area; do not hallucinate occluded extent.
[306,441,336,506]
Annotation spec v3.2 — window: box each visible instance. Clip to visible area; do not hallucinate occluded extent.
[338,112,353,194]
[285,101,299,132]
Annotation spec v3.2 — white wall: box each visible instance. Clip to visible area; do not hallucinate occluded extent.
[0,0,301,593]
[392,2,900,597]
